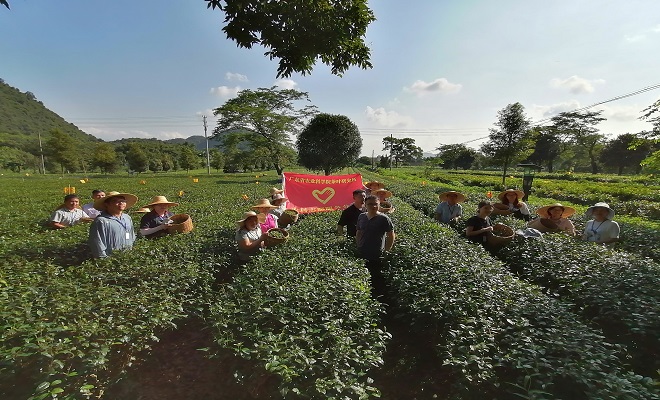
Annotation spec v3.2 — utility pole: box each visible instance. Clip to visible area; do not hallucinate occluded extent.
[203,115,211,175]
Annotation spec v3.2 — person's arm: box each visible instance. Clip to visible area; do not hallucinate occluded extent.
[140,224,168,236]
[385,230,395,252]
[336,224,345,236]
[355,229,362,246]
[50,221,67,229]
[237,233,266,252]
[465,223,492,237]
[518,202,530,215]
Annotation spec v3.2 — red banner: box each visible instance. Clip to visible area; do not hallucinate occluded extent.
[282,172,364,213]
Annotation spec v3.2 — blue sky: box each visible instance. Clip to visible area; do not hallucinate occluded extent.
[1,0,659,157]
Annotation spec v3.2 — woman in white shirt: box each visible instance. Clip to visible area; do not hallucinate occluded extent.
[582,202,620,245]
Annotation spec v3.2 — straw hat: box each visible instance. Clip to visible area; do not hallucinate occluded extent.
[585,202,615,220]
[251,198,277,209]
[236,211,259,228]
[537,203,575,219]
[144,195,179,208]
[94,191,138,212]
[365,181,385,190]
[373,189,393,199]
[135,207,151,214]
[271,193,288,205]
[439,191,466,203]
[269,187,284,196]
[498,189,525,202]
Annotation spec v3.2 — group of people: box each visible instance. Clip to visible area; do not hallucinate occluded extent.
[235,187,289,262]
[48,190,184,258]
[432,188,620,247]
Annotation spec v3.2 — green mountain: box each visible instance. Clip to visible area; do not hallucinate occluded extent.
[0,78,101,152]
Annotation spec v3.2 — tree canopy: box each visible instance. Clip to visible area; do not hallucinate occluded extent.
[382,137,423,167]
[204,0,375,77]
[212,86,317,174]
[297,113,362,175]
[481,102,532,185]
[551,110,606,174]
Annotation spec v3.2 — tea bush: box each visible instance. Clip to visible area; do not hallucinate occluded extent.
[385,201,657,399]
[209,211,389,399]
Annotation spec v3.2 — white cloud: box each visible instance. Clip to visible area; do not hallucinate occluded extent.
[225,72,248,82]
[210,86,241,97]
[274,79,298,89]
[364,106,413,127]
[624,24,660,42]
[652,24,660,33]
[404,78,462,96]
[625,34,646,42]
[595,104,639,121]
[530,100,582,120]
[549,75,605,94]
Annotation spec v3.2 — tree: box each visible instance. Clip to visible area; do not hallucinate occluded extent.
[551,110,606,174]
[600,133,654,175]
[297,113,362,175]
[91,142,119,174]
[480,102,533,185]
[179,144,200,173]
[209,148,225,172]
[212,86,318,174]
[46,129,80,174]
[436,144,477,170]
[638,99,660,170]
[204,0,375,77]
[382,137,423,167]
[125,143,149,173]
[526,127,562,172]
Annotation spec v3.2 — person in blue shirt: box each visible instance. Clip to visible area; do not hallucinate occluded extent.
[434,191,465,224]
[88,191,138,258]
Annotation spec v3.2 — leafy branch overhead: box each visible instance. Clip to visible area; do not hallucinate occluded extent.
[204,0,375,77]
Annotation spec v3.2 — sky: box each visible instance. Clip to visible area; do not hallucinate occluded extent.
[1,0,659,157]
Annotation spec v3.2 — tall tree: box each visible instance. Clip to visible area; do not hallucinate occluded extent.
[91,142,119,174]
[638,98,660,170]
[204,0,375,77]
[46,129,80,174]
[526,127,562,172]
[480,102,533,185]
[212,86,318,174]
[382,137,423,167]
[551,110,606,174]
[297,113,362,175]
[125,143,149,173]
[179,144,201,173]
[600,133,654,175]
[436,144,477,170]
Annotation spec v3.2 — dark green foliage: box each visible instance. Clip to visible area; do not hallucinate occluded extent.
[297,113,362,175]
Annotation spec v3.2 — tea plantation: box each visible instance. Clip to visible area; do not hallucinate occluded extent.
[0,170,658,399]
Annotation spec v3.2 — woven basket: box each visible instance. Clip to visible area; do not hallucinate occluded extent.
[265,228,289,247]
[167,214,194,234]
[492,223,514,237]
[379,201,395,214]
[278,209,299,228]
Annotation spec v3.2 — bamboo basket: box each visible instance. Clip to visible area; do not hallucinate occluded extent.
[265,228,289,247]
[167,214,194,234]
[379,201,395,214]
[278,209,299,228]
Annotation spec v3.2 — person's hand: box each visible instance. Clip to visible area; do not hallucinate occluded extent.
[482,226,493,232]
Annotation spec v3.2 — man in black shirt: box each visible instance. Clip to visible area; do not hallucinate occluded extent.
[337,189,366,237]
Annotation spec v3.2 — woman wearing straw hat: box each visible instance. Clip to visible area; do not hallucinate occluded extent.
[373,188,393,203]
[270,193,288,218]
[88,191,138,258]
[364,181,385,196]
[582,202,620,245]
[252,198,279,233]
[235,211,267,262]
[139,196,178,238]
[492,189,531,221]
[434,190,465,224]
[528,203,576,236]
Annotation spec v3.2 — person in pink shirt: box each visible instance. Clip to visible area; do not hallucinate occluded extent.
[251,198,279,233]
